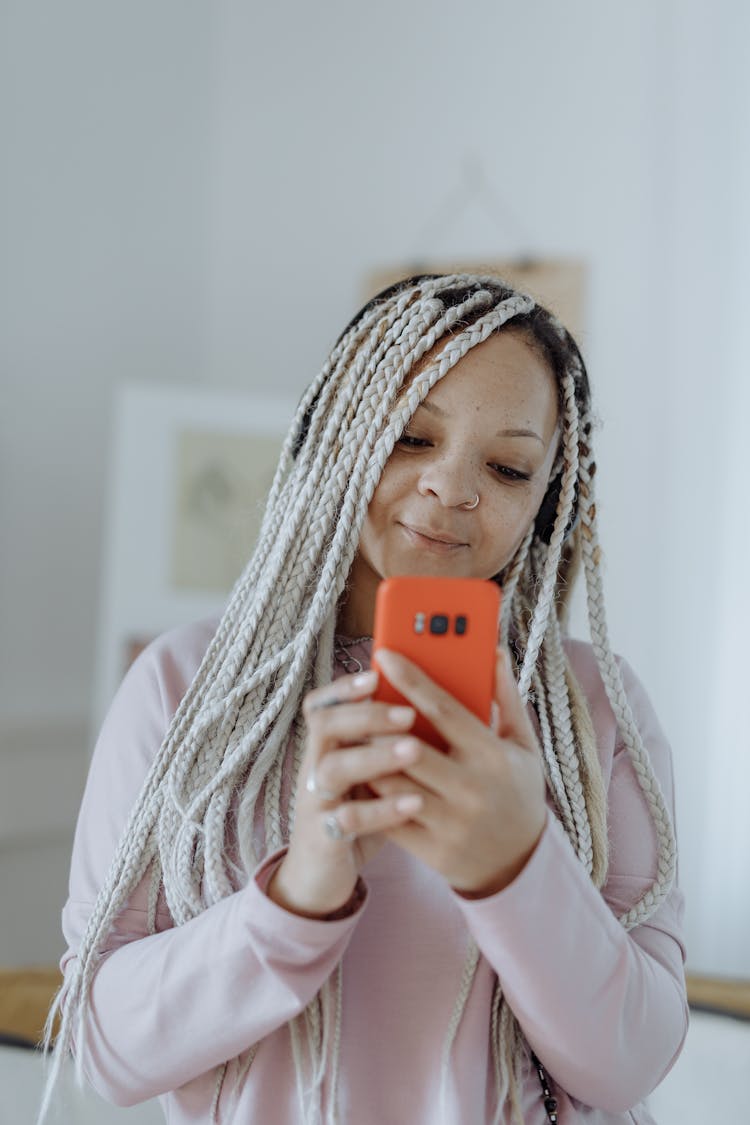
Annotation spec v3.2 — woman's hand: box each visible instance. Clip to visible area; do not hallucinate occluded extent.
[266,669,424,919]
[369,647,547,897]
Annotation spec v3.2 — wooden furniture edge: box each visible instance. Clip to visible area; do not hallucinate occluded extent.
[686,972,750,1019]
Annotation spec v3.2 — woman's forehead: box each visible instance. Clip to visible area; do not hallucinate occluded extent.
[407,330,559,434]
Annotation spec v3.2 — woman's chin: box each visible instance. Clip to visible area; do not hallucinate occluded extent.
[383,554,475,579]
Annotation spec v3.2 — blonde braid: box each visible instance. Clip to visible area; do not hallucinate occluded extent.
[209,1062,228,1124]
[438,938,481,1114]
[326,964,344,1125]
[498,525,534,647]
[517,366,579,700]
[561,626,610,889]
[533,661,578,843]
[577,427,676,924]
[542,613,595,875]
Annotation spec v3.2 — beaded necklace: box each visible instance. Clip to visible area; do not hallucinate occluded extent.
[532,1053,559,1122]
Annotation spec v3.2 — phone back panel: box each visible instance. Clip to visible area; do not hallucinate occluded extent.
[372,576,501,751]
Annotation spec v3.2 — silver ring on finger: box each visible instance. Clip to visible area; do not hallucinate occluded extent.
[323,812,356,843]
[306,770,338,802]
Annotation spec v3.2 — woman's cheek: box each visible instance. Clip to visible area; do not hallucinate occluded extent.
[493,489,536,531]
[488,491,541,559]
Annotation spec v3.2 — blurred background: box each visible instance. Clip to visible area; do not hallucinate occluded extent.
[1,0,749,1118]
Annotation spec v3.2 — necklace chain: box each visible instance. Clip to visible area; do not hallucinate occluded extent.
[333,634,371,675]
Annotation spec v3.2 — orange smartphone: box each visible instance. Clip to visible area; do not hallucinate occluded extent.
[372,576,501,751]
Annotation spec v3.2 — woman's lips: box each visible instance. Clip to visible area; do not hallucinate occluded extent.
[399,523,468,553]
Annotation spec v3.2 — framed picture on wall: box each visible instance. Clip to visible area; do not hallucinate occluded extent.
[365,258,587,343]
[93,383,297,727]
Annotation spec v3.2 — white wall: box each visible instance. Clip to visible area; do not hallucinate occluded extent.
[1,0,747,973]
[659,5,750,974]
[0,0,214,960]
[0,0,213,723]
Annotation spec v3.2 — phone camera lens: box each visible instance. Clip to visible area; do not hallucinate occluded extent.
[430,614,449,635]
[455,615,467,635]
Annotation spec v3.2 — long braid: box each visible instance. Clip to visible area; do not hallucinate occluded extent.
[534,657,578,844]
[498,525,534,647]
[326,964,345,1125]
[438,937,481,1115]
[559,619,610,889]
[516,365,579,700]
[577,425,676,924]
[39,275,675,1125]
[542,612,595,876]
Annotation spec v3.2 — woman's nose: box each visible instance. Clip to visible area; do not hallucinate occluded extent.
[416,456,478,508]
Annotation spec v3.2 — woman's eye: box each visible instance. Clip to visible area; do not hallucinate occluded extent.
[490,464,532,483]
[397,434,430,448]
[396,435,531,482]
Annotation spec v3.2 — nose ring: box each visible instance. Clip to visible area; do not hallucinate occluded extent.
[460,494,480,510]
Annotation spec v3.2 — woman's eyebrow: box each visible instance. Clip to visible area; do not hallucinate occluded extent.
[417,401,544,444]
[495,427,545,444]
[415,400,445,417]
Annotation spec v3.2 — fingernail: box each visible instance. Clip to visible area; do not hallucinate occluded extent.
[396,794,422,814]
[393,738,419,760]
[389,706,415,726]
[352,670,378,690]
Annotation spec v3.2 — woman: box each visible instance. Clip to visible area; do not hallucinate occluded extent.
[41,275,687,1124]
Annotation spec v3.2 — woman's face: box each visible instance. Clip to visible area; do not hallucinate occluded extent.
[341,330,561,634]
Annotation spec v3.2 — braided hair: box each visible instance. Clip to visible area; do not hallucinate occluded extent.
[40,274,676,1125]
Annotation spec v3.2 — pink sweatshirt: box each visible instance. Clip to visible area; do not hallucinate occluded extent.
[61,618,687,1123]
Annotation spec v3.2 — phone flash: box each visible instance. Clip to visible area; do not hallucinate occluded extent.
[414,612,426,634]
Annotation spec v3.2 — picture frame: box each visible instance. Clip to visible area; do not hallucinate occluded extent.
[93,383,297,727]
[365,258,587,343]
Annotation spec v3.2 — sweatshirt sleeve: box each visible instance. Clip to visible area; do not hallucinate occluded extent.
[452,654,688,1115]
[60,625,367,1107]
